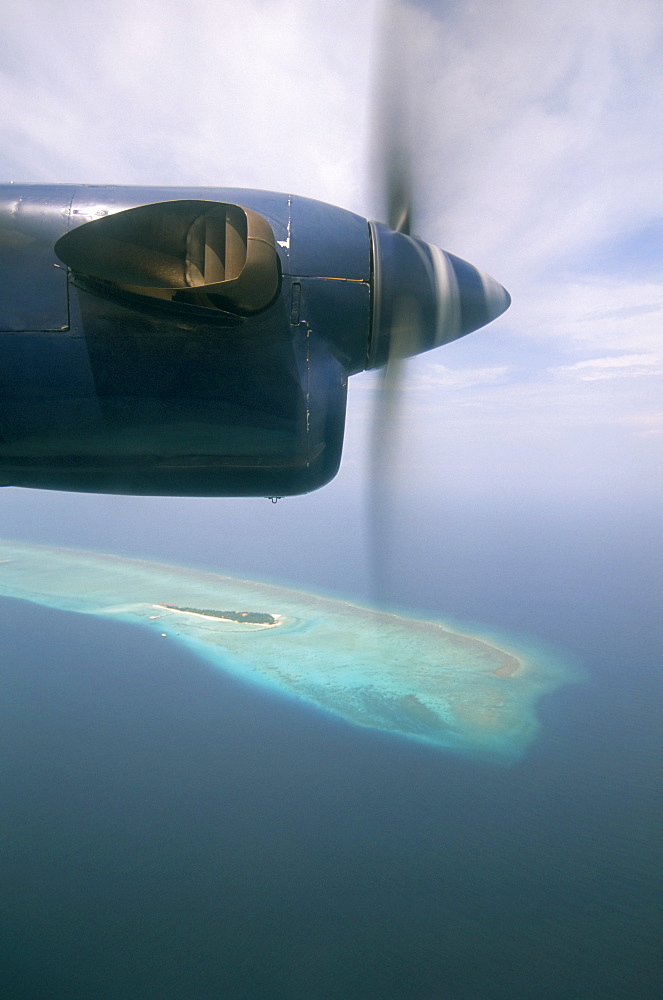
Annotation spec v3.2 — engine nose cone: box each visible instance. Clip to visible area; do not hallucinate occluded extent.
[435,249,510,339]
[482,269,511,321]
[367,221,510,369]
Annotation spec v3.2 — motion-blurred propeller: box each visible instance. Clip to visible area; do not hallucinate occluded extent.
[368,0,510,591]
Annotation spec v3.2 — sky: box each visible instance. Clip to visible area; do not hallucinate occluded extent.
[1,0,662,564]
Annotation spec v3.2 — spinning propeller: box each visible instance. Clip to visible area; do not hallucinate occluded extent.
[367,0,510,582]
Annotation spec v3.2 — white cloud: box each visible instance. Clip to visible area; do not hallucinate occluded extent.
[620,410,663,437]
[405,363,512,391]
[0,0,375,209]
[550,353,663,381]
[400,0,663,279]
[510,277,663,357]
[2,0,660,274]
[3,0,661,254]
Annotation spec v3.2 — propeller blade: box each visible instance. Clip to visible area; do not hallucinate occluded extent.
[372,0,421,236]
[369,1,426,594]
[367,1,510,597]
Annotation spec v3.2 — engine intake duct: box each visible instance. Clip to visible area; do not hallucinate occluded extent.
[55,200,280,315]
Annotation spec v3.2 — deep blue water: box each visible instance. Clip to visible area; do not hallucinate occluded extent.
[1,505,661,999]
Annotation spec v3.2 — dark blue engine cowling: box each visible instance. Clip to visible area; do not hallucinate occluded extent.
[0,186,368,497]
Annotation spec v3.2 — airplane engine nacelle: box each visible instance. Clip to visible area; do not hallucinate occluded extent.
[0,184,508,497]
[0,186,374,496]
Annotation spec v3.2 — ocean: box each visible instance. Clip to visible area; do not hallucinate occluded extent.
[1,500,661,999]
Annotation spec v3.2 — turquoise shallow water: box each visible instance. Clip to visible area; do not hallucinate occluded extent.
[0,539,575,761]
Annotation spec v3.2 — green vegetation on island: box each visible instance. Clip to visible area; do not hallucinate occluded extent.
[160,605,277,625]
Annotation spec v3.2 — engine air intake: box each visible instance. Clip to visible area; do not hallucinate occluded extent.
[55,200,280,315]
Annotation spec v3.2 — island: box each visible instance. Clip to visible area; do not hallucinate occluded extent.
[157,605,279,626]
[0,538,578,762]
